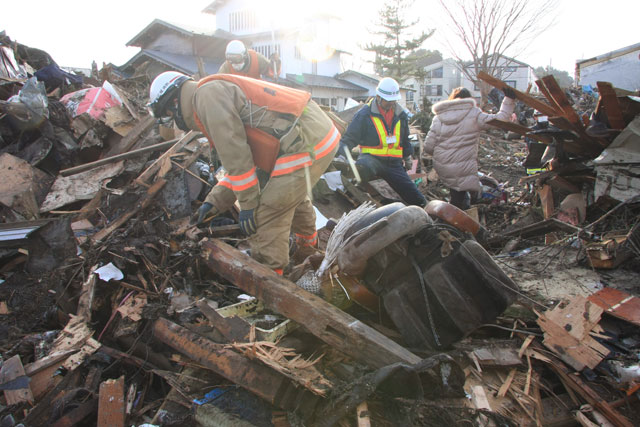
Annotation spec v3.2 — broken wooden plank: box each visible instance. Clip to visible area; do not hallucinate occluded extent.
[357,401,371,427]
[596,82,626,130]
[543,347,633,427]
[98,376,125,427]
[472,347,522,367]
[200,238,421,368]
[105,115,155,157]
[0,355,33,405]
[544,296,603,340]
[588,287,640,327]
[152,318,321,413]
[540,76,584,131]
[486,119,553,144]
[537,304,609,372]
[470,385,492,411]
[537,184,554,219]
[40,161,125,213]
[92,178,166,244]
[77,264,99,321]
[497,368,517,398]
[135,131,198,186]
[60,138,179,176]
[196,300,250,342]
[477,71,559,117]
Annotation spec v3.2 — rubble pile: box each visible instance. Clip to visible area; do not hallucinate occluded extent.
[0,34,639,427]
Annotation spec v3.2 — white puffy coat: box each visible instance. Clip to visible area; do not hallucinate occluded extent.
[424,97,515,192]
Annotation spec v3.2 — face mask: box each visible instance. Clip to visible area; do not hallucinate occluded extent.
[231,61,245,71]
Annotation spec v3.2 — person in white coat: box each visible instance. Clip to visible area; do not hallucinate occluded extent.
[424,86,516,209]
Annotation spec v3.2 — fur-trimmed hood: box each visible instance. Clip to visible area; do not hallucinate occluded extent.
[431,98,477,125]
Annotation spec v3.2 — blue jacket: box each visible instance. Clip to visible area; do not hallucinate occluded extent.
[339,100,413,158]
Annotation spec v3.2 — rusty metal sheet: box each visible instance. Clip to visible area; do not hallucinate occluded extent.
[588,287,640,327]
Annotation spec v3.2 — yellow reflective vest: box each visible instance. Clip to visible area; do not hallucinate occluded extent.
[360,108,404,158]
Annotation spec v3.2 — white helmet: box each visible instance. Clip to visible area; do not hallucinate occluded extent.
[147,71,191,118]
[376,77,401,101]
[225,40,248,71]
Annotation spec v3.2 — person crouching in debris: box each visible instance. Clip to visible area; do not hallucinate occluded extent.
[424,86,516,210]
[147,71,339,275]
[336,77,427,207]
[219,40,281,81]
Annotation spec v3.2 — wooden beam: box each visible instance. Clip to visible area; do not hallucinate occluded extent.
[152,318,321,413]
[486,119,552,144]
[477,71,558,117]
[596,82,626,129]
[200,239,421,368]
[60,138,179,177]
[92,178,166,244]
[537,184,554,219]
[135,131,198,186]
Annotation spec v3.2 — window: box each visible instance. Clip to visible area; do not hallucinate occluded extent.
[425,85,442,96]
[426,67,443,79]
[229,10,257,31]
[503,66,517,73]
[407,91,414,102]
[505,80,516,88]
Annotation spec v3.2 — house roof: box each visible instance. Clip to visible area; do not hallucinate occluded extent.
[336,70,382,83]
[126,19,233,47]
[202,0,229,14]
[576,42,640,67]
[285,73,367,92]
[119,49,223,76]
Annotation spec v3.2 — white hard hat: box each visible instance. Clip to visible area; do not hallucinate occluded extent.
[225,40,248,70]
[376,77,401,101]
[147,71,191,118]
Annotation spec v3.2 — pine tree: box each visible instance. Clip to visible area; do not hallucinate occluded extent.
[365,0,434,80]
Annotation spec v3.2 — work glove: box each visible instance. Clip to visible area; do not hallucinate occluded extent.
[239,209,257,236]
[193,202,213,224]
[503,87,516,99]
[403,156,413,171]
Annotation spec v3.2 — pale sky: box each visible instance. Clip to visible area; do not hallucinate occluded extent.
[1,0,638,76]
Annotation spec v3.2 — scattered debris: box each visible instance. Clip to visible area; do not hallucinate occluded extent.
[0,32,639,426]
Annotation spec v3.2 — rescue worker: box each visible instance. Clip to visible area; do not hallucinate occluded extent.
[147,71,339,274]
[337,77,426,207]
[218,40,281,80]
[424,87,516,210]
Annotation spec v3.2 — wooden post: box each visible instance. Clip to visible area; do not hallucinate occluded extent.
[97,376,125,427]
[200,238,422,368]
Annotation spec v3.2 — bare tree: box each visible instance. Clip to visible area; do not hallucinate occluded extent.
[437,0,558,101]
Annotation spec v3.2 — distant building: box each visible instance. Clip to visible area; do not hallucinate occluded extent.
[404,58,462,106]
[575,43,640,91]
[337,70,415,107]
[121,1,400,111]
[461,56,535,98]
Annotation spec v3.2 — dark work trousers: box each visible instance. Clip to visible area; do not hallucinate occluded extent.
[356,153,427,207]
[449,189,473,210]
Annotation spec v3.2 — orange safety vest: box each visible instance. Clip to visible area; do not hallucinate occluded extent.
[225,50,261,79]
[192,74,312,172]
[361,106,404,158]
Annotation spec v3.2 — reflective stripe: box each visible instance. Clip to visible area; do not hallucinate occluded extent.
[227,167,258,191]
[296,231,318,247]
[526,167,546,175]
[218,177,232,189]
[271,153,313,177]
[314,126,340,159]
[361,117,403,157]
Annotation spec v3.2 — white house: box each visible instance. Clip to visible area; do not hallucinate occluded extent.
[404,58,462,106]
[461,56,535,98]
[337,70,415,108]
[576,43,640,91]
